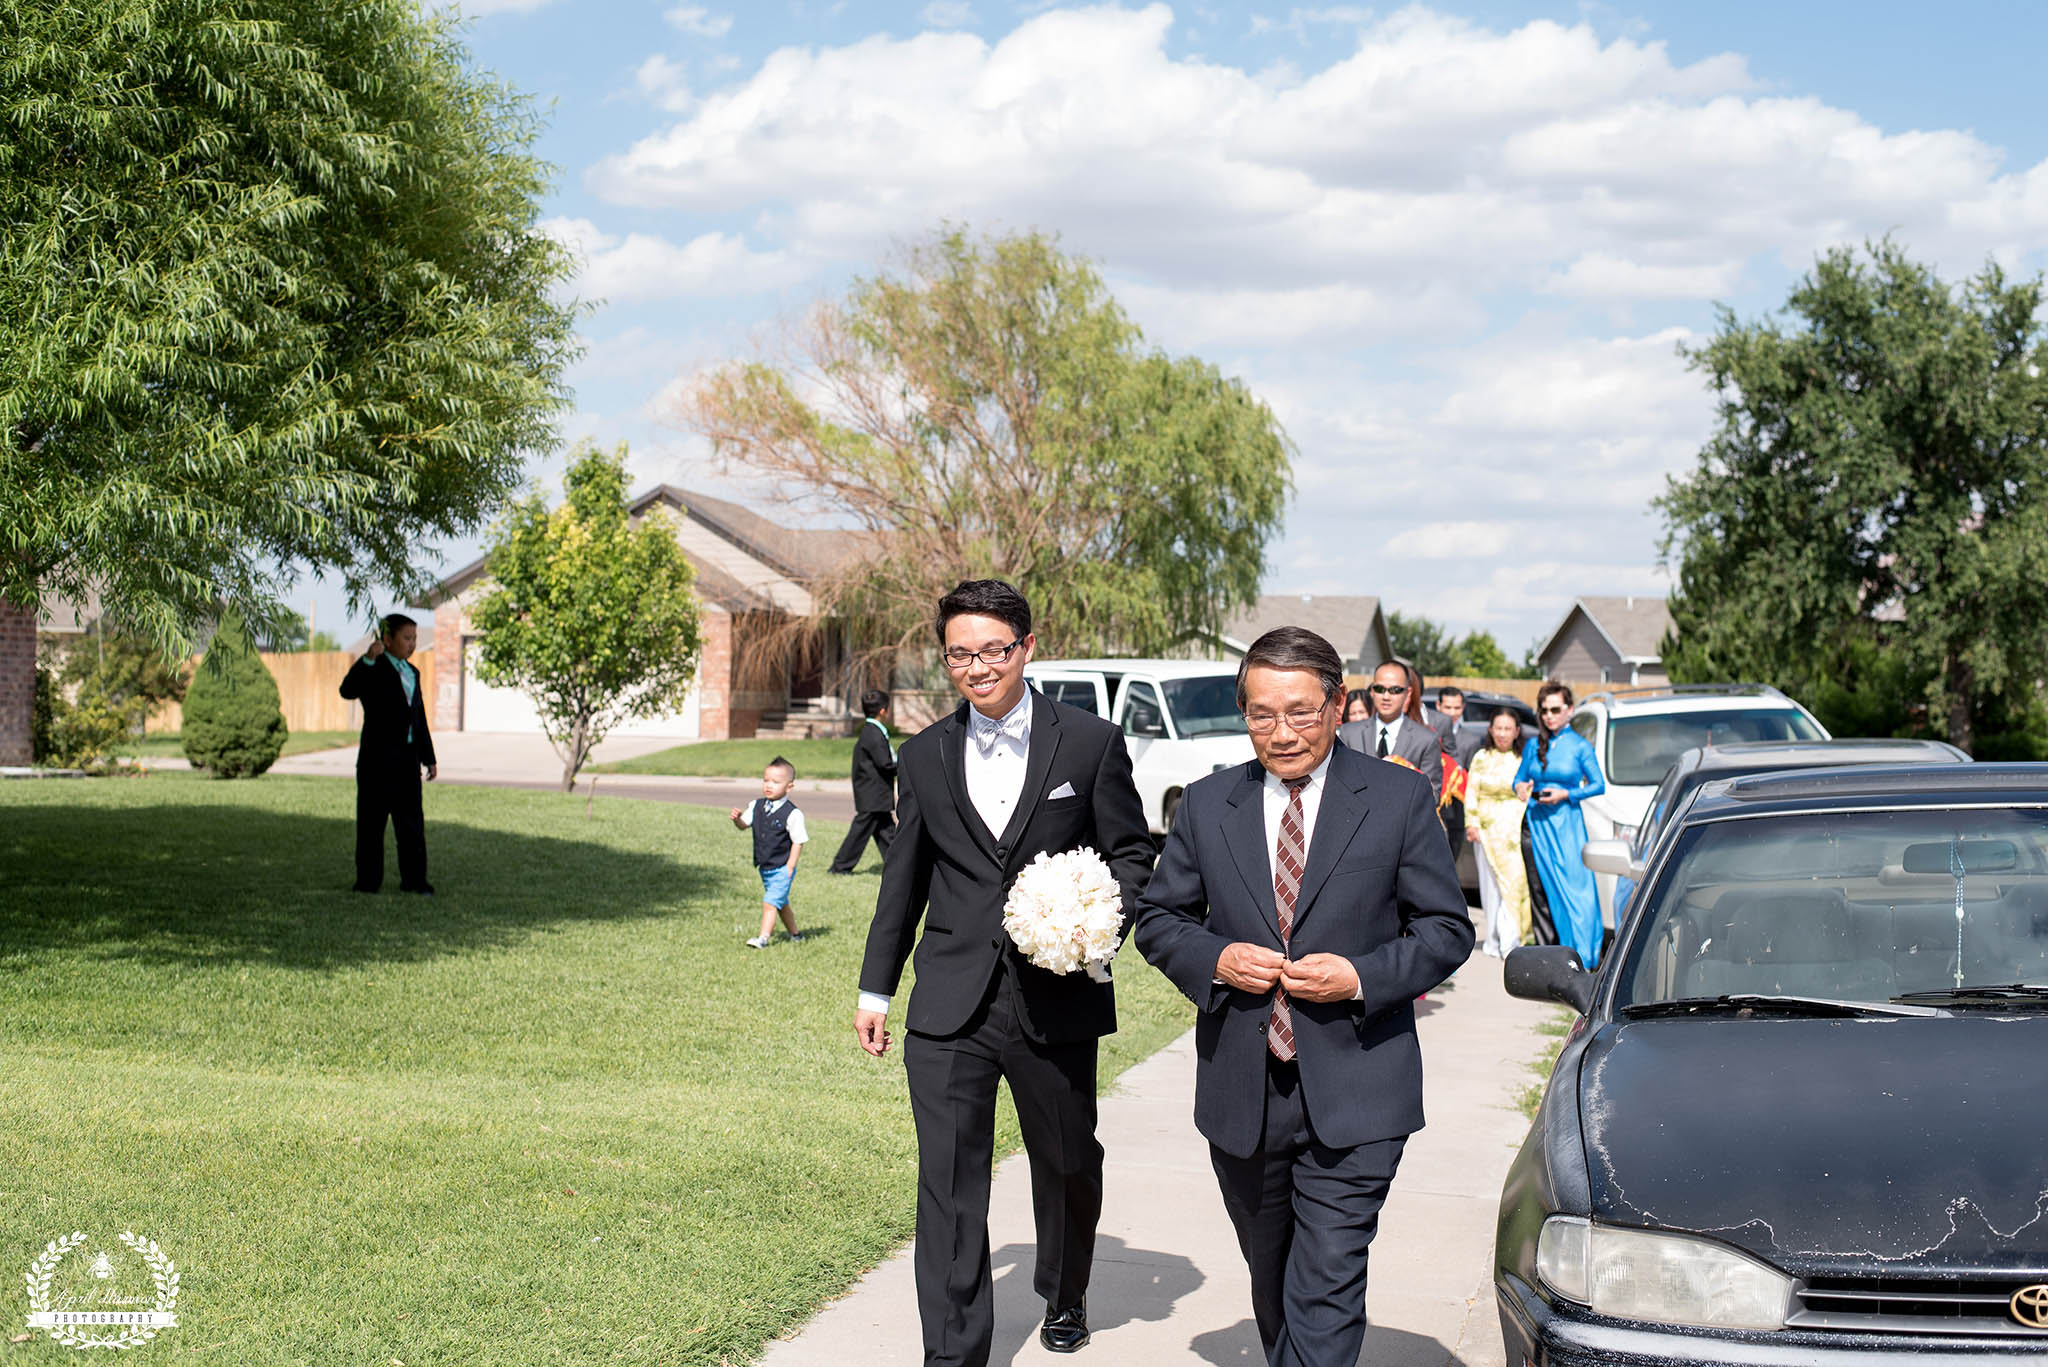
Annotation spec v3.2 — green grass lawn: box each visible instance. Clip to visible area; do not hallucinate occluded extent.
[0,774,1192,1365]
[594,736,866,780]
[120,729,360,759]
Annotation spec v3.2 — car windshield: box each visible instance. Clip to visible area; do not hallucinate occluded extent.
[1616,807,2048,1009]
[1606,709,1825,786]
[1163,676,1249,738]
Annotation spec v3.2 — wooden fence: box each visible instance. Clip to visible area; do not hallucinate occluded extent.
[146,650,432,736]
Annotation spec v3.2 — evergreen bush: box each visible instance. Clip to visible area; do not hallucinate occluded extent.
[182,611,287,778]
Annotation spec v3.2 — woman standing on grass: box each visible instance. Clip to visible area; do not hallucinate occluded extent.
[1464,709,1531,956]
[1514,682,1606,969]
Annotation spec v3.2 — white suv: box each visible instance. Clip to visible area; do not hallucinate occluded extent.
[1568,684,1829,925]
[1023,658,1253,833]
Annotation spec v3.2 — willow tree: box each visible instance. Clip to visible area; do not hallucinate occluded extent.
[681,227,1292,664]
[0,0,580,762]
[1659,242,2048,751]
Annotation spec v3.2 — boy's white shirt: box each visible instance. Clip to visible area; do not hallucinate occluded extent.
[738,796,808,847]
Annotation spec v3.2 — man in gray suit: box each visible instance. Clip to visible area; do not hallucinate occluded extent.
[1133,627,1473,1367]
[1337,661,1445,803]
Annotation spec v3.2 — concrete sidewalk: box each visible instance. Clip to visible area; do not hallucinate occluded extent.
[762,949,1555,1366]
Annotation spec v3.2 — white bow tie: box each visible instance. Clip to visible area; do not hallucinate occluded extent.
[972,710,1028,757]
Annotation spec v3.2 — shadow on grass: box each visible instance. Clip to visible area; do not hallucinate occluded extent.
[0,803,717,970]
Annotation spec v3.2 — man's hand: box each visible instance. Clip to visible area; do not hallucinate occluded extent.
[425,764,437,782]
[854,1009,891,1057]
[1215,942,1286,992]
[365,637,385,659]
[1281,953,1361,1003]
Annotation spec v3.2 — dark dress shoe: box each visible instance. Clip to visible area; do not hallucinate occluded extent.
[1040,1302,1089,1353]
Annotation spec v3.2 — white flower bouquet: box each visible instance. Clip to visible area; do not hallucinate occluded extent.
[1002,847,1125,983]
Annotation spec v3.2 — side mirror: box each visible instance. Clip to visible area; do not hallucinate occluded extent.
[1581,839,1644,882]
[1505,945,1597,1014]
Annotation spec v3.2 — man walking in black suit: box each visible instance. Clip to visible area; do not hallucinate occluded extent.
[855,580,1154,1365]
[1134,627,1472,1367]
[828,689,897,873]
[339,613,438,894]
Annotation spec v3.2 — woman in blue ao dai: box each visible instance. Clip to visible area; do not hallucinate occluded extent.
[1514,682,1607,970]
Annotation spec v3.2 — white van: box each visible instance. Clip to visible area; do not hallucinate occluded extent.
[1023,658,1252,833]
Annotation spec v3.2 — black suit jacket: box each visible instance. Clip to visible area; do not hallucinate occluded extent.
[339,654,436,771]
[850,721,898,813]
[859,691,1155,1044]
[1133,744,1473,1159]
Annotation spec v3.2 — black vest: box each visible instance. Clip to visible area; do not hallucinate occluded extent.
[752,799,794,867]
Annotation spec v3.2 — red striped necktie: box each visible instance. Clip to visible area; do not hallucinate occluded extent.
[1270,775,1310,1061]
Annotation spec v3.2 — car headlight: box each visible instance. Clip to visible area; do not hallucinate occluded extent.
[1610,822,1639,845]
[1537,1217,1792,1331]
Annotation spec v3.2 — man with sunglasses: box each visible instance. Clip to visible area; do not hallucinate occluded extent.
[855,579,1153,1364]
[1337,661,1446,804]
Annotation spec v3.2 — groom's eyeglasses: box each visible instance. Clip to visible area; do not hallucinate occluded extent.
[943,638,1025,669]
[1243,708,1328,735]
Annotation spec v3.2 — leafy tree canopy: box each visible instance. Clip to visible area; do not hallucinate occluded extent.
[1386,611,1535,679]
[682,226,1292,661]
[1658,241,2048,751]
[0,0,579,659]
[471,443,703,790]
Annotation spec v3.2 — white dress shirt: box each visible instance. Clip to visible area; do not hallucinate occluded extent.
[858,688,1035,1019]
[1371,714,1405,758]
[737,797,809,849]
[1258,747,1365,1001]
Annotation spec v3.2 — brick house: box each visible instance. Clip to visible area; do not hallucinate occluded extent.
[422,486,872,741]
[1535,595,1673,686]
[0,590,101,766]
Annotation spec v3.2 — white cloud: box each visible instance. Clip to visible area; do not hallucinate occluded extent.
[634,54,693,113]
[569,3,2048,637]
[541,218,808,302]
[920,1,976,26]
[665,5,732,37]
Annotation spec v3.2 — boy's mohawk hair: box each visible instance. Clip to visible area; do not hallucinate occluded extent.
[768,755,795,776]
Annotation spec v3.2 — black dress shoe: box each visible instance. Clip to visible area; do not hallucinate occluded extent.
[1040,1302,1089,1353]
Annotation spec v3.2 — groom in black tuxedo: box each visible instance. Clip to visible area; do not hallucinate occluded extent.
[856,579,1153,1364]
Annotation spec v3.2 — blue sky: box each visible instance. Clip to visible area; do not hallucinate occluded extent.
[315,1,2048,655]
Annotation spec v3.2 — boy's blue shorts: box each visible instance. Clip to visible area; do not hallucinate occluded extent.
[758,865,794,909]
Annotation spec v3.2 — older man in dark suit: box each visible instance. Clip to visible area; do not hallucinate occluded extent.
[1134,627,1472,1367]
[855,579,1154,1365]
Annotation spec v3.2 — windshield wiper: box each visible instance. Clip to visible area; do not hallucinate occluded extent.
[1892,984,2048,1007]
[1621,994,1946,1019]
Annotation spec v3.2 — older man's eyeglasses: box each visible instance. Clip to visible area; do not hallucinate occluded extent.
[943,638,1025,669]
[1243,707,1329,735]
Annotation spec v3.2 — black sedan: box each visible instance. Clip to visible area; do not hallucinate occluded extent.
[1498,764,2048,1364]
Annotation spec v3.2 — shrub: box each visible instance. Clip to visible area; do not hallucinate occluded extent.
[29,664,128,770]
[182,610,287,778]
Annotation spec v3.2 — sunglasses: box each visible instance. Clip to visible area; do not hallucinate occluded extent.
[1368,683,1409,695]
[1539,704,1569,716]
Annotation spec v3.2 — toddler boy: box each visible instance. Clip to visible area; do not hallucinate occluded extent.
[730,757,807,948]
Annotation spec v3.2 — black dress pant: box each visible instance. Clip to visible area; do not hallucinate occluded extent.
[827,809,895,872]
[903,968,1102,1367]
[354,756,427,891]
[1210,1058,1406,1367]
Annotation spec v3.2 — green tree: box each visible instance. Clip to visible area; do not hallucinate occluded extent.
[56,619,190,724]
[1659,241,2048,751]
[0,0,579,764]
[1386,611,1455,676]
[471,444,703,790]
[1449,630,1522,679]
[182,609,288,778]
[682,226,1291,659]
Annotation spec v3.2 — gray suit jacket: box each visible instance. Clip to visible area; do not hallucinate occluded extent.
[1132,744,1474,1158]
[1338,716,1445,804]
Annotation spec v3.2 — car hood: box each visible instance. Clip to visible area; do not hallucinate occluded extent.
[1580,1016,2048,1276]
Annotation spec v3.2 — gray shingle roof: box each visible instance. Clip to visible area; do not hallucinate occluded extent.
[1221,594,1385,661]
[1561,595,1672,661]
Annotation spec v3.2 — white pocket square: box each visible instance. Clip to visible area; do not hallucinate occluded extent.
[1047,781,1078,801]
